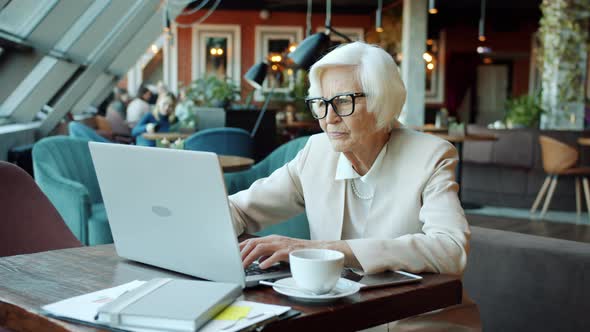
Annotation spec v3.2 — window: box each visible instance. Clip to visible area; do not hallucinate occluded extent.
[192,24,241,89]
[425,30,446,104]
[254,26,303,100]
[0,0,58,38]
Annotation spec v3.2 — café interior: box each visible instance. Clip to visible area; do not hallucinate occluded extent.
[1,0,589,331]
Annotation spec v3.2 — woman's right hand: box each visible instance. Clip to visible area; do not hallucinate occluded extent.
[239,235,319,269]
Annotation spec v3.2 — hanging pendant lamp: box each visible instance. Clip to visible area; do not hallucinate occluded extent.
[478,0,487,42]
[428,0,438,14]
[376,0,384,32]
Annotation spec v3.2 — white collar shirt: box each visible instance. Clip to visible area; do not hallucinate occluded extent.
[334,144,388,239]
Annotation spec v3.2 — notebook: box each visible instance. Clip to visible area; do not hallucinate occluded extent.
[89,142,291,288]
[95,278,241,332]
[41,280,294,332]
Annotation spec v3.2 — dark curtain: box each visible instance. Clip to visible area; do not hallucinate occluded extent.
[445,53,479,122]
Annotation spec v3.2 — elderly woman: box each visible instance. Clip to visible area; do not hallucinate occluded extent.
[231,42,469,281]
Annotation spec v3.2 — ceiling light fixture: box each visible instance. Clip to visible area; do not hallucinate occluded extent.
[478,0,487,42]
[288,0,352,70]
[428,0,438,14]
[376,0,384,33]
[476,46,492,54]
[306,0,312,37]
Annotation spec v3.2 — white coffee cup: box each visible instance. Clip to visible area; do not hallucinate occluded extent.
[289,249,345,294]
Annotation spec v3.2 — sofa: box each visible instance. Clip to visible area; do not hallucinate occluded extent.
[462,125,590,211]
[464,226,590,332]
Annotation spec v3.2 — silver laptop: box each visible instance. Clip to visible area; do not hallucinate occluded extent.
[89,142,290,288]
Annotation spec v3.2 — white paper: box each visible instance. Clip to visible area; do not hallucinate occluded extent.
[42,281,291,332]
[41,280,146,322]
[199,300,291,332]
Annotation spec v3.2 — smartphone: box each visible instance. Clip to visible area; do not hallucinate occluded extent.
[341,269,423,290]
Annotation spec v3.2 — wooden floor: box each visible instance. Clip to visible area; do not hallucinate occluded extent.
[466,213,590,243]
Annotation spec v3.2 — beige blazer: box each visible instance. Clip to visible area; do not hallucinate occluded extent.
[229,128,470,275]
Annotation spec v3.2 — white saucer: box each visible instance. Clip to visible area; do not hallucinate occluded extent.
[272,277,361,302]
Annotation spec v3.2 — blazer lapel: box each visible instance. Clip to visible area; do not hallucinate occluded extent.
[362,135,398,238]
[323,178,345,241]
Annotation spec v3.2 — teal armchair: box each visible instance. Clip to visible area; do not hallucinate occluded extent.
[68,121,111,143]
[224,136,311,239]
[33,136,112,245]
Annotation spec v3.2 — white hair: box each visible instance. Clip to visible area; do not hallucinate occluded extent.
[308,42,406,130]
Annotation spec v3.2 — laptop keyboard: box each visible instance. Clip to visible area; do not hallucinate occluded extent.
[245,263,283,276]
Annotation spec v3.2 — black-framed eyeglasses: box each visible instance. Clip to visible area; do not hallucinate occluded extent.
[305,92,366,119]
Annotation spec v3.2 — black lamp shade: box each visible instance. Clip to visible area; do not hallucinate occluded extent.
[287,32,331,71]
[244,62,268,89]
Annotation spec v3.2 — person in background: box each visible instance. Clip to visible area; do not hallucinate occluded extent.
[132,92,178,146]
[107,87,128,118]
[146,84,160,105]
[106,87,131,136]
[126,85,152,127]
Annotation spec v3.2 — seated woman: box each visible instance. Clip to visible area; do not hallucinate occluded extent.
[132,92,178,147]
[229,42,475,331]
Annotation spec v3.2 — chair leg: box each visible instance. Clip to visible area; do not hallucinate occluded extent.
[583,178,590,220]
[531,176,552,214]
[540,176,558,219]
[576,177,582,217]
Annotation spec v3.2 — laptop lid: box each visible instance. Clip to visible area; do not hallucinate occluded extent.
[89,142,246,288]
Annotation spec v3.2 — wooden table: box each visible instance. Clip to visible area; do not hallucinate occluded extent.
[141,132,191,141]
[431,133,498,144]
[411,125,448,133]
[219,155,255,172]
[0,245,462,332]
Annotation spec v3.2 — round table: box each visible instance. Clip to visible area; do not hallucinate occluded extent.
[411,125,448,133]
[218,155,255,172]
[141,132,191,141]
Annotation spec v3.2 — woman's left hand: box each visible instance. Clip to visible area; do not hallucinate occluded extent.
[239,235,319,269]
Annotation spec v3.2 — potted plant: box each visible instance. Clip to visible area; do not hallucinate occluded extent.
[175,86,198,132]
[504,94,545,128]
[185,76,239,108]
